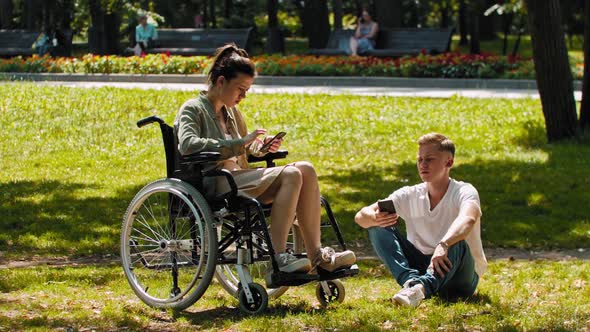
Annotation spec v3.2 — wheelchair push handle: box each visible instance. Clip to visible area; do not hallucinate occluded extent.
[137,115,165,128]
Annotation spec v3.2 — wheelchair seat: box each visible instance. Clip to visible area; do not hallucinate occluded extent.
[120,115,359,314]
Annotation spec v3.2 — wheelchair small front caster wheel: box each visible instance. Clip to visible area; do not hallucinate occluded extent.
[316,279,345,307]
[238,283,268,314]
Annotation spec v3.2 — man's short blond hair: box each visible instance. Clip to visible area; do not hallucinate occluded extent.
[418,133,455,157]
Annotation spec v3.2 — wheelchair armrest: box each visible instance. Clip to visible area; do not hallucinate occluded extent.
[203,168,238,199]
[180,152,222,165]
[248,150,289,167]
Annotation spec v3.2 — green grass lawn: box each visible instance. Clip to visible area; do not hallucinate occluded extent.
[1,260,588,331]
[0,84,589,261]
[1,83,589,331]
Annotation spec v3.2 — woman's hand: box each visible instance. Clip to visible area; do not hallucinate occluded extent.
[263,136,283,153]
[244,128,266,146]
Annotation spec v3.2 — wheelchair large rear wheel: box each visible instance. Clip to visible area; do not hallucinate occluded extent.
[121,179,218,310]
[214,222,304,299]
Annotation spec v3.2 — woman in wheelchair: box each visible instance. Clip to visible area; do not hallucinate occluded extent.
[175,44,356,274]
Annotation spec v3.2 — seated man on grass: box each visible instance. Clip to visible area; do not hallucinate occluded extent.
[355,133,487,308]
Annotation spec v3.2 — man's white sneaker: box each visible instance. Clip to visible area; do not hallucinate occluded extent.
[393,284,425,308]
[275,252,311,273]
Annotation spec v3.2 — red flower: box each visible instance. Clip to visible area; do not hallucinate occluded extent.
[140,52,146,57]
[420,48,427,55]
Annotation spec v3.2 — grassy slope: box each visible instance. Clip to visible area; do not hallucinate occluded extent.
[0,84,589,260]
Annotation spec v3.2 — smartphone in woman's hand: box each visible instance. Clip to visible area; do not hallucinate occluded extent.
[259,132,286,152]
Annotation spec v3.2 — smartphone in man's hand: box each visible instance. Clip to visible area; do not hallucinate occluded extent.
[259,131,286,153]
[377,199,396,214]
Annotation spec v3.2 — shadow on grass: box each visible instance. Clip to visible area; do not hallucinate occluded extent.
[171,300,314,329]
[320,123,590,249]
[0,180,143,259]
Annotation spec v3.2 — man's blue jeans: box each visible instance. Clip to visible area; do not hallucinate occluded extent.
[368,226,479,299]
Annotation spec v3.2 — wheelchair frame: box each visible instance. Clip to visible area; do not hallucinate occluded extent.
[121,115,358,314]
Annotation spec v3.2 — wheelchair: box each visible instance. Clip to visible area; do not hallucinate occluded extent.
[121,115,359,314]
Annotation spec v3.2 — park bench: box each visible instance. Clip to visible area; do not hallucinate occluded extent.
[308,29,354,56]
[308,27,454,57]
[0,30,40,57]
[366,27,454,57]
[126,27,253,56]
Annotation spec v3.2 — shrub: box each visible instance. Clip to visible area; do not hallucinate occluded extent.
[0,52,583,80]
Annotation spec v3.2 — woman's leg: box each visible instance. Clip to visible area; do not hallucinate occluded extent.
[292,161,322,259]
[257,166,302,253]
[349,37,358,56]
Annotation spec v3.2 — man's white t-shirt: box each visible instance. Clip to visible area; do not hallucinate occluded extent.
[387,178,487,276]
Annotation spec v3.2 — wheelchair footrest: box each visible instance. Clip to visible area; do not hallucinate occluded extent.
[265,264,360,288]
[266,271,317,288]
[318,264,360,280]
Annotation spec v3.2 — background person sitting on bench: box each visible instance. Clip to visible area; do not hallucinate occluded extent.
[134,13,158,56]
[349,9,378,56]
[175,43,356,274]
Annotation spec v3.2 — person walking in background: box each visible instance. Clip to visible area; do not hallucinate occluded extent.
[355,133,486,308]
[134,12,158,56]
[349,9,378,56]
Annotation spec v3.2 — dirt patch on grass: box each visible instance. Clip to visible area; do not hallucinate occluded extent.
[1,248,588,270]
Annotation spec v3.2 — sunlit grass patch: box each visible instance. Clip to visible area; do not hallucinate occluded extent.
[0,84,589,260]
[0,260,588,331]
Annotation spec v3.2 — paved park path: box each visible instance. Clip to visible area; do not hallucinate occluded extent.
[3,74,583,100]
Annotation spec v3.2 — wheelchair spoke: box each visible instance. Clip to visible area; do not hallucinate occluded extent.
[131,248,163,265]
[138,205,167,241]
[135,214,164,243]
[175,219,199,243]
[146,194,172,241]
[131,227,160,245]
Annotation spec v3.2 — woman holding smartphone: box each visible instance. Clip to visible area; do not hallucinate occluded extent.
[349,9,379,56]
[175,44,356,275]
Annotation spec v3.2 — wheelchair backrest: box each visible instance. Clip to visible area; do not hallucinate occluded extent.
[137,115,208,193]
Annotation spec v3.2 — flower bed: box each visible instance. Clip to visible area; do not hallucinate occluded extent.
[0,52,583,80]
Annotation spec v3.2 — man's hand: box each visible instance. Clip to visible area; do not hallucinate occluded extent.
[355,203,399,229]
[374,211,398,228]
[429,243,452,278]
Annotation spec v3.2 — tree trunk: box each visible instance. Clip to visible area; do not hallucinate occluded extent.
[580,0,590,131]
[88,0,120,55]
[333,0,343,29]
[209,0,216,28]
[25,0,43,30]
[0,0,14,29]
[303,0,330,49]
[267,0,283,53]
[224,0,232,19]
[511,15,525,56]
[525,0,579,141]
[441,1,450,28]
[469,3,480,54]
[479,0,497,40]
[374,0,402,29]
[458,0,468,45]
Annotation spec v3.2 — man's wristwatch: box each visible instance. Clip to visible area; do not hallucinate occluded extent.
[438,240,449,250]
